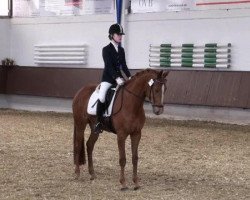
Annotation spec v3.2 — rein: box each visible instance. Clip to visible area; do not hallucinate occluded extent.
[112,78,166,116]
[123,79,166,108]
[123,87,146,102]
[112,86,146,117]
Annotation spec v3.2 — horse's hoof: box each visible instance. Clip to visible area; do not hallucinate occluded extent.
[121,186,128,191]
[90,175,96,180]
[75,168,80,180]
[75,174,80,180]
[134,186,140,190]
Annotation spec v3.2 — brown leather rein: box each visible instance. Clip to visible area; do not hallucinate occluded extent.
[123,79,166,108]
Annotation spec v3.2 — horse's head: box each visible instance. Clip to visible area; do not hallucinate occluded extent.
[147,70,169,115]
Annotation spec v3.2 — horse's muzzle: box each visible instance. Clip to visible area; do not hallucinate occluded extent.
[152,105,164,115]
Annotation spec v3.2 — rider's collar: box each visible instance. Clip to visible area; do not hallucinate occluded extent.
[111,40,119,52]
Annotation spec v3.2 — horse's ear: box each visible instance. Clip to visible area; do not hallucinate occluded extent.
[163,71,169,78]
[158,70,163,78]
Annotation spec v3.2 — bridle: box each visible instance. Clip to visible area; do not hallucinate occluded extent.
[123,78,166,109]
[148,79,166,108]
[112,77,166,116]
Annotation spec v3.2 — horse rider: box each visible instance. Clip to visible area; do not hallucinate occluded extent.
[94,23,131,134]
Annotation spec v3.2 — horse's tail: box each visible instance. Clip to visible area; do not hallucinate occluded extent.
[73,123,86,165]
[73,84,96,167]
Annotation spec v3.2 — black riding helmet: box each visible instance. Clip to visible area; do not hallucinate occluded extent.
[108,24,125,40]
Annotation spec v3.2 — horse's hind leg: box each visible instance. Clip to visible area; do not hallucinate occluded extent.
[73,122,87,179]
[86,127,99,180]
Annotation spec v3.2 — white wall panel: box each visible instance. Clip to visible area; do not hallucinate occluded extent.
[0,19,10,61]
[126,9,250,71]
[1,7,249,71]
[10,15,115,68]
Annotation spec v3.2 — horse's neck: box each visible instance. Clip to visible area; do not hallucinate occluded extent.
[114,71,158,121]
[125,73,155,110]
[129,73,154,96]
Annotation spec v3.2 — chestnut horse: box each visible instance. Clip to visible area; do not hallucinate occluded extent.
[72,69,169,190]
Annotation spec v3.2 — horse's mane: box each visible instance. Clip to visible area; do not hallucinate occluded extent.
[130,68,158,80]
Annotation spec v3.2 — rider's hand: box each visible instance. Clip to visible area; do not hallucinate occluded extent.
[116,77,125,86]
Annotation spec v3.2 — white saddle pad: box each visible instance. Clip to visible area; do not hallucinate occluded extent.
[87,85,119,117]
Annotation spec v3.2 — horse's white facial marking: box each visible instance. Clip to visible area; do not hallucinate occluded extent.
[161,84,165,105]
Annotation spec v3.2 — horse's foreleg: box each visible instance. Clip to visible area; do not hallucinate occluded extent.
[86,130,99,180]
[117,134,128,190]
[131,132,141,190]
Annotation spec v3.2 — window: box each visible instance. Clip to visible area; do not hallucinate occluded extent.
[0,0,10,17]
[12,0,114,17]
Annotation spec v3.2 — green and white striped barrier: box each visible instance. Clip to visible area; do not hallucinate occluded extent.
[149,43,231,68]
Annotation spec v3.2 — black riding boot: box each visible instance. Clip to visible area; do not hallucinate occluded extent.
[94,100,105,134]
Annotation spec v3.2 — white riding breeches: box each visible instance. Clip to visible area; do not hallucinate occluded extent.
[98,82,112,103]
